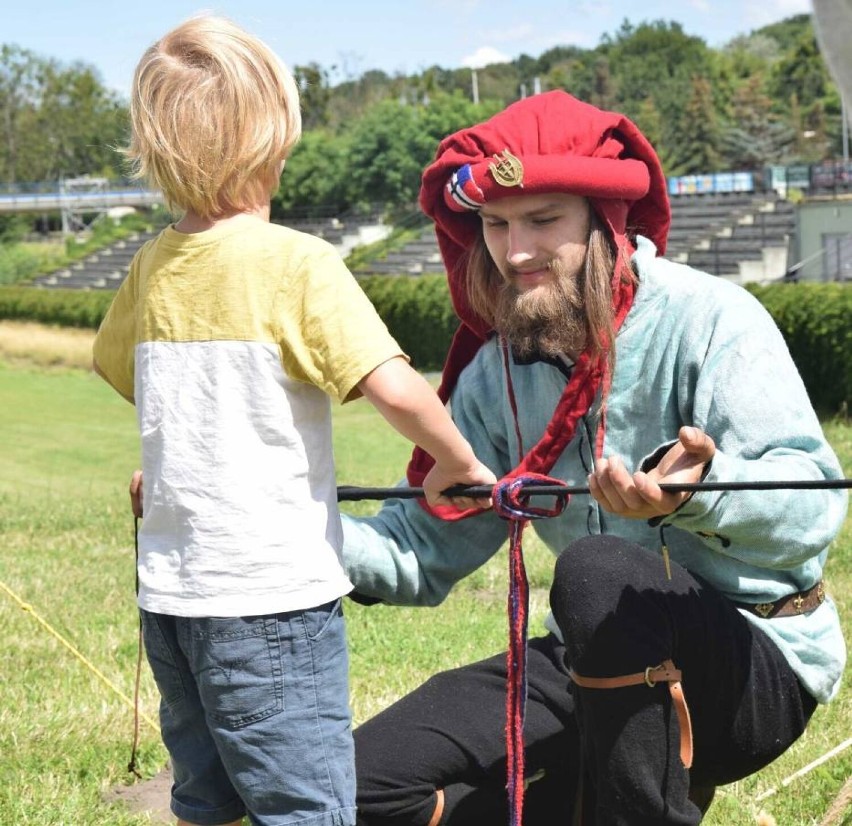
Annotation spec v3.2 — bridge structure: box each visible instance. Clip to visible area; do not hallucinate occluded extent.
[0,177,163,234]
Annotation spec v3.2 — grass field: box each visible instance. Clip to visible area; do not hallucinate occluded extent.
[0,327,849,825]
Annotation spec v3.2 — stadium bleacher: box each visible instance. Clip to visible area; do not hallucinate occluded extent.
[31,212,391,290]
[29,191,797,290]
[354,192,796,283]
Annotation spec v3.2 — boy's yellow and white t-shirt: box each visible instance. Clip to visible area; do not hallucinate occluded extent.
[93,217,405,617]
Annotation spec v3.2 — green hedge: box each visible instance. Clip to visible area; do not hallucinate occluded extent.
[1,280,849,412]
[358,275,458,372]
[746,282,851,415]
[0,287,114,329]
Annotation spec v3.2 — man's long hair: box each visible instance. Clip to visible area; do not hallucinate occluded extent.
[462,210,630,375]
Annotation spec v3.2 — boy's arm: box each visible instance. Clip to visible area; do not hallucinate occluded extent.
[357,356,495,509]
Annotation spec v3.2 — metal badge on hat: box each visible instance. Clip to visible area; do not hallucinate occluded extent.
[489,149,524,187]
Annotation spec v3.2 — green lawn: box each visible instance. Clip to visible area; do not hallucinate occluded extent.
[0,361,849,824]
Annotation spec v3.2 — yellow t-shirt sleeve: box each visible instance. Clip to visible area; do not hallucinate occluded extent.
[92,259,139,401]
[275,245,406,404]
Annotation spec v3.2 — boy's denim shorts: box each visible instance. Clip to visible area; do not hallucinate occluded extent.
[140,599,356,826]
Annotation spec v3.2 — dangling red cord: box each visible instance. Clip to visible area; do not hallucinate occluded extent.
[492,473,568,826]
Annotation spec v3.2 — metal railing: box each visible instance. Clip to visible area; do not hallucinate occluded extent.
[0,179,163,214]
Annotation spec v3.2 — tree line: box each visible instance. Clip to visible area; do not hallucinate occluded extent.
[0,13,843,221]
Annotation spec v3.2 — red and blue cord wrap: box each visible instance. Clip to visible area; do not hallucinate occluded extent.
[492,473,568,826]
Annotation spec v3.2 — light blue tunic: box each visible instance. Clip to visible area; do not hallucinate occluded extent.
[342,237,848,703]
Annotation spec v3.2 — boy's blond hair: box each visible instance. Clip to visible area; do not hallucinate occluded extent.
[125,15,302,218]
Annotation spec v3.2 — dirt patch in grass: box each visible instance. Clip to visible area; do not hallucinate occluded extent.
[104,766,173,824]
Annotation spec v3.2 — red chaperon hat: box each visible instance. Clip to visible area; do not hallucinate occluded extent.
[407,90,671,516]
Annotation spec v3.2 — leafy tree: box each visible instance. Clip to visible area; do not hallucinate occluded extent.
[0,45,41,184]
[721,33,781,78]
[340,93,501,213]
[635,96,677,172]
[768,28,832,109]
[326,69,395,130]
[818,85,847,160]
[535,45,588,76]
[599,20,713,122]
[272,129,349,216]
[0,214,29,242]
[0,45,126,184]
[37,61,126,179]
[590,55,617,110]
[784,91,838,163]
[542,58,579,96]
[341,99,428,209]
[668,75,722,174]
[475,61,523,103]
[294,62,332,130]
[542,50,604,103]
[756,14,814,53]
[722,75,795,169]
[418,92,499,149]
[417,66,472,100]
[514,53,539,90]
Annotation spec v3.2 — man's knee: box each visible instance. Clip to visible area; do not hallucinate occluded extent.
[553,535,638,584]
[550,535,637,637]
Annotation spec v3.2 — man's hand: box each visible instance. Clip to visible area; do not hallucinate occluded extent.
[588,426,715,520]
[129,470,143,518]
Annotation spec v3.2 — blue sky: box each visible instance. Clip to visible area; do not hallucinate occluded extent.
[4,0,813,99]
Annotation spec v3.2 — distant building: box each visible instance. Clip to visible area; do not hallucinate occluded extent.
[789,196,852,282]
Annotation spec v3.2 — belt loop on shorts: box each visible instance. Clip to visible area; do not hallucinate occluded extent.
[569,659,693,768]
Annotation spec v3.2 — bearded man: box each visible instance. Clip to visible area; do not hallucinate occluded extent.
[343,91,847,826]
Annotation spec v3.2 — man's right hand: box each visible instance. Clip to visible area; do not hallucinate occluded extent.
[588,426,715,520]
[129,470,143,518]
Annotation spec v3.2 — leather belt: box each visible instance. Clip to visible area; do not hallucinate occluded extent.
[734,581,825,619]
[569,659,693,768]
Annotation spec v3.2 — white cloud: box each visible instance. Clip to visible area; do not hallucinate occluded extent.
[688,0,711,12]
[461,46,511,69]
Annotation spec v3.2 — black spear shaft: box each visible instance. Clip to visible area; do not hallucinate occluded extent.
[337,478,852,502]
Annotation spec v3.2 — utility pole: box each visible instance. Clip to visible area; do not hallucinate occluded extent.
[471,68,479,105]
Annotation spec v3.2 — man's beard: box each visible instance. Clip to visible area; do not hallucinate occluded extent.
[493,260,587,359]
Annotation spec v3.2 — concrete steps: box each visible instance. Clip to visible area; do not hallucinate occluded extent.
[32,230,159,290]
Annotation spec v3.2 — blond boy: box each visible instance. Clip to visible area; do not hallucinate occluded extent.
[93,16,493,826]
